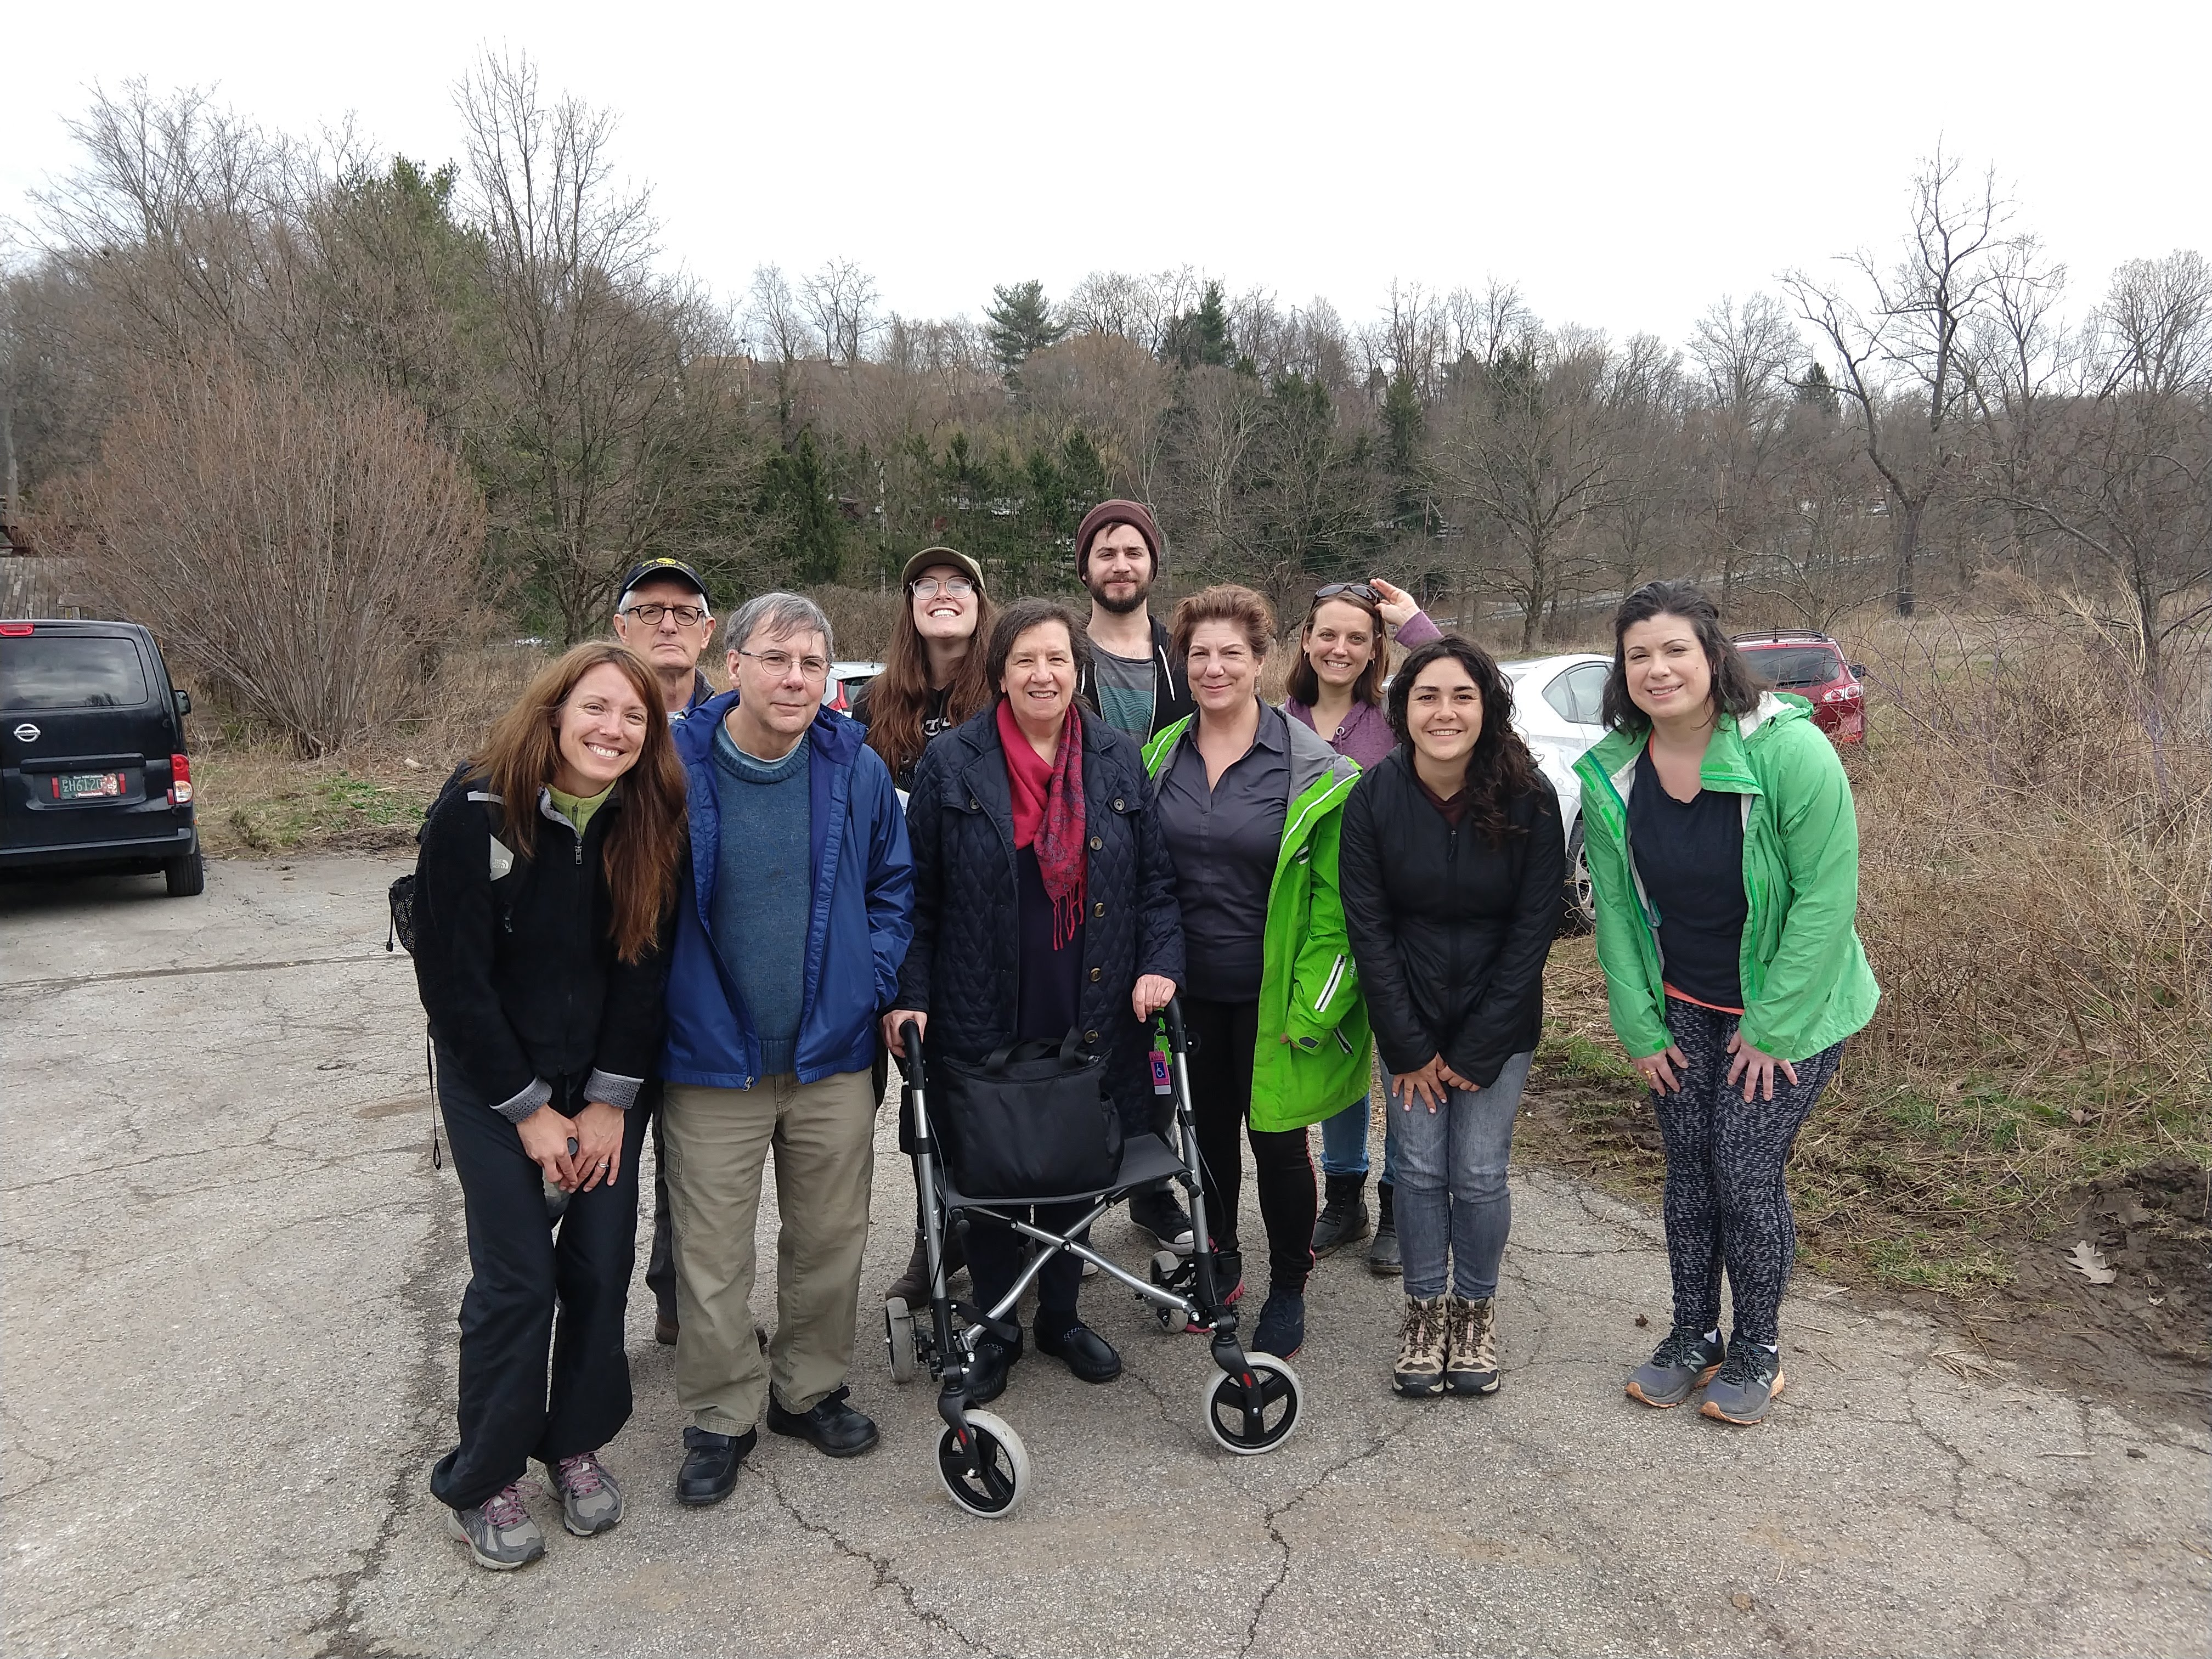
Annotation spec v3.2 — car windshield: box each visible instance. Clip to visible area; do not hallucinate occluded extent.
[1742,644,1843,687]
[1,636,150,709]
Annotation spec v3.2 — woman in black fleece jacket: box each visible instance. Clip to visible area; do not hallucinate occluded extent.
[410,642,686,1570]
[1339,636,1563,1402]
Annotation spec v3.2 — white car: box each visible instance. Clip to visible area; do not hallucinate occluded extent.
[822,661,886,713]
[1501,652,1611,929]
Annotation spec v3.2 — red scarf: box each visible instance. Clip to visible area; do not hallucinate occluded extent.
[997,699,1087,948]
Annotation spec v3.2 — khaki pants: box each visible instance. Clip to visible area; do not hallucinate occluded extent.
[662,1070,876,1434]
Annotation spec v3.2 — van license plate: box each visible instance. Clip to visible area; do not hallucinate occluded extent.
[55,771,125,800]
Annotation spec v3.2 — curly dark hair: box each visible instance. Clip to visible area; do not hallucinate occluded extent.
[1385,634,1542,847]
[985,597,1093,692]
[1599,579,1768,733]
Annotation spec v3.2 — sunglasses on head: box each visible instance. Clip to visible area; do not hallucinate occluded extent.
[1313,582,1378,603]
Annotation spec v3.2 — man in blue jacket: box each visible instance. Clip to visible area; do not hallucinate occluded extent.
[661,592,914,1505]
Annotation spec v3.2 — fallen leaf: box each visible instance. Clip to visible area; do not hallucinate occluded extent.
[1634,1313,1650,1328]
[1730,1592,1756,1612]
[403,757,424,769]
[2126,1446,2147,1459]
[2065,1240,2117,1285]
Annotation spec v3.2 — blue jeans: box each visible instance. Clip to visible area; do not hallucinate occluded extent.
[1390,1051,1534,1301]
[1318,1088,1398,1184]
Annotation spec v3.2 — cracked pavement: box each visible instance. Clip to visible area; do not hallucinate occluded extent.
[4,856,2208,1657]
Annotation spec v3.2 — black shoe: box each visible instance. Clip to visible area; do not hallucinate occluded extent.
[963,1332,1022,1406]
[676,1425,754,1506]
[1252,1285,1306,1358]
[885,1224,964,1306]
[1368,1181,1402,1277]
[1128,1183,1195,1255]
[1312,1172,1373,1256]
[1207,1246,1246,1308]
[765,1385,880,1458]
[1035,1319,1122,1383]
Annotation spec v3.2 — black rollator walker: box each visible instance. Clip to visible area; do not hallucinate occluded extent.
[884,999,1303,1517]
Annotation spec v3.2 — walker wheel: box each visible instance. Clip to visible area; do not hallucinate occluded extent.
[1201,1354,1302,1455]
[884,1298,917,1384]
[937,1409,1030,1518]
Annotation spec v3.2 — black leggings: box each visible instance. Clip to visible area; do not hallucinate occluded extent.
[1184,996,1316,1293]
[1649,998,1842,1346]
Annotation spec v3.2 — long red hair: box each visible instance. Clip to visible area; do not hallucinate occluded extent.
[473,642,687,962]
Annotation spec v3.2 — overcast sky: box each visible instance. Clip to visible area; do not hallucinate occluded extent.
[8,0,2209,352]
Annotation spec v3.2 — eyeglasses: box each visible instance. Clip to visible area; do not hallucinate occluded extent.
[738,648,831,681]
[1313,583,1378,603]
[907,577,975,599]
[621,602,710,627]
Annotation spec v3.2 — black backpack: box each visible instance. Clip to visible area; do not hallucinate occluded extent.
[385,763,498,955]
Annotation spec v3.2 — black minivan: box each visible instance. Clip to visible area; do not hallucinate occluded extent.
[1,618,204,896]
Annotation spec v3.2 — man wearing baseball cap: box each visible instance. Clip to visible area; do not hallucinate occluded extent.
[609,556,718,1350]
[613,557,719,720]
[1073,500,1193,742]
[1071,500,1197,1258]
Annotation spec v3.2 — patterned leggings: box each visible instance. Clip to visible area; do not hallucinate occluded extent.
[1649,998,1842,1346]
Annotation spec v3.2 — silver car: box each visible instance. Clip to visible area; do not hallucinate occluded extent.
[1501,652,1611,930]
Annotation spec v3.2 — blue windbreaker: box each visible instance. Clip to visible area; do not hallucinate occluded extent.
[662,694,914,1088]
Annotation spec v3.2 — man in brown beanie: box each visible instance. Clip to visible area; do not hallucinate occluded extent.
[1071,499,1197,1257]
[1073,499,1194,741]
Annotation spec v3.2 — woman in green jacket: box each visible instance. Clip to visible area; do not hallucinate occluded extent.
[1575,580,1878,1426]
[1143,584,1370,1361]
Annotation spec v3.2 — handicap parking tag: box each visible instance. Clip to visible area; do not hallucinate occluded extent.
[1150,1048,1172,1094]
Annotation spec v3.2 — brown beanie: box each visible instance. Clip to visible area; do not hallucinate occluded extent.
[1075,499,1164,578]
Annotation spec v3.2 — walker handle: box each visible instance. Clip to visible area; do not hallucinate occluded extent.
[898,1018,927,1090]
[1160,996,1188,1054]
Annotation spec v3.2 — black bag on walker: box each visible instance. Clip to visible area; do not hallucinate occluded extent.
[934,1029,1122,1198]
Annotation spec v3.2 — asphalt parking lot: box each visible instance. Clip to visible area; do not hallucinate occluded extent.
[3,856,2208,1658]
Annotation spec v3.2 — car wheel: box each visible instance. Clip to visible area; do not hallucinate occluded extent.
[164,850,206,898]
[1560,822,1593,935]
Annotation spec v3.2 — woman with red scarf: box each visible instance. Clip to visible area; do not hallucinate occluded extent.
[887,598,1185,1404]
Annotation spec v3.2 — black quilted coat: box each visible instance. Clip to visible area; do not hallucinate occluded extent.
[896,704,1186,1133]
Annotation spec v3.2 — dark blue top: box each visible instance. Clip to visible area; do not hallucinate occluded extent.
[1627,745,1747,1009]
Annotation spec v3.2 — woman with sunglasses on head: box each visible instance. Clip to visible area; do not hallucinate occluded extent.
[1283,577,1441,1273]
[1577,580,1877,1426]
[409,642,686,1569]
[847,549,997,1310]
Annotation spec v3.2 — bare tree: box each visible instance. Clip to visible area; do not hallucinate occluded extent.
[54,353,482,753]
[1786,150,2024,614]
[799,258,879,365]
[457,48,752,642]
[1435,331,1627,649]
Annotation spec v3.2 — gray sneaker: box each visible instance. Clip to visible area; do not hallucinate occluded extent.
[1626,1327,1725,1408]
[1700,1342,1785,1424]
[445,1481,545,1570]
[549,1451,623,1536]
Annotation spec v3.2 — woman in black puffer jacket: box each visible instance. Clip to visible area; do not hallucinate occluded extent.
[1339,635,1563,1402]
[887,598,1184,1403]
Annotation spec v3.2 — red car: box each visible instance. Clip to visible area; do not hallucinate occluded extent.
[1731,631,1866,744]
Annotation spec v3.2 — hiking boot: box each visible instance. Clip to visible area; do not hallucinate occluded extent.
[1130,1184,1195,1255]
[1700,1342,1785,1425]
[1312,1172,1373,1256]
[1368,1182,1401,1276]
[1252,1285,1306,1358]
[444,1482,544,1570]
[1626,1327,1726,1408]
[654,1309,679,1346]
[1444,1294,1502,1396]
[1392,1294,1448,1396]
[548,1451,622,1537]
[884,1224,964,1307]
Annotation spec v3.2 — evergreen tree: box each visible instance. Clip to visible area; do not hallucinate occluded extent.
[761,428,845,585]
[1160,281,1233,369]
[983,280,1067,379]
[1792,360,1841,417]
